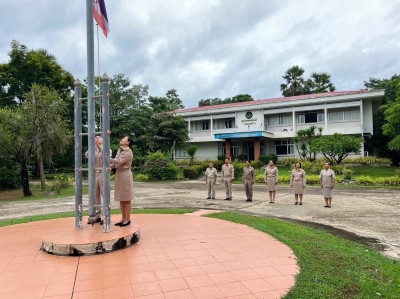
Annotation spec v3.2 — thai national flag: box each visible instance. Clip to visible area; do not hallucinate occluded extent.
[93,0,109,37]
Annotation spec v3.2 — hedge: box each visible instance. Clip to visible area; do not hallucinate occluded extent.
[355,176,400,186]
[183,165,204,179]
[259,154,278,165]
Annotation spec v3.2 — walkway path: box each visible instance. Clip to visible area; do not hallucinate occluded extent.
[1,180,399,259]
[0,212,298,299]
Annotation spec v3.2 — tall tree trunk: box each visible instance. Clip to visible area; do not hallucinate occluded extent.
[37,152,46,191]
[33,159,40,179]
[20,158,32,197]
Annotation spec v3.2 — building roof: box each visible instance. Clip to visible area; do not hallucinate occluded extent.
[171,90,380,114]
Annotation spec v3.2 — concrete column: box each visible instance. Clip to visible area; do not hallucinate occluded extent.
[188,118,191,139]
[225,139,231,159]
[210,116,213,137]
[254,138,261,161]
[360,100,364,137]
[324,103,328,131]
[292,107,296,132]
[74,79,83,230]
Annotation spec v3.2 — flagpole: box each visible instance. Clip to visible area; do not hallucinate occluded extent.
[86,0,97,224]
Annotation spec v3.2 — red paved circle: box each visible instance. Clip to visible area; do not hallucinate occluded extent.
[0,211,299,298]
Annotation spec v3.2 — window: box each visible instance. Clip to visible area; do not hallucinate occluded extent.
[260,141,266,155]
[231,141,240,156]
[268,114,291,126]
[218,142,226,155]
[202,120,210,130]
[224,118,235,128]
[329,109,360,122]
[274,139,294,155]
[297,111,324,124]
[175,148,188,158]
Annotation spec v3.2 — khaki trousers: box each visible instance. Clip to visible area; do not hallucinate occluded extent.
[206,180,215,197]
[244,180,253,199]
[223,178,232,198]
[95,173,103,219]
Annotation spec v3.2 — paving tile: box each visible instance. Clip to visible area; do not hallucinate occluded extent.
[231,268,262,281]
[241,278,275,293]
[102,285,133,298]
[184,274,214,288]
[13,285,46,298]
[43,282,74,297]
[191,284,225,299]
[217,281,253,297]
[209,271,238,284]
[158,277,189,292]
[135,292,165,299]
[131,281,162,297]
[129,271,157,284]
[200,263,227,274]
[253,266,283,278]
[178,265,206,277]
[254,289,287,299]
[154,268,182,280]
[73,289,103,299]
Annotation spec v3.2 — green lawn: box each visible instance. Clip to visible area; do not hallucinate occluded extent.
[351,166,398,178]
[207,212,400,299]
[0,208,196,227]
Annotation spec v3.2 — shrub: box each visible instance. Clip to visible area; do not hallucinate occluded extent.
[355,176,375,185]
[51,175,74,191]
[251,161,263,169]
[342,156,392,165]
[342,169,354,180]
[217,154,226,161]
[255,174,265,183]
[212,160,224,171]
[278,158,299,167]
[259,155,278,165]
[185,145,198,165]
[232,162,246,180]
[395,169,400,177]
[183,165,204,179]
[144,150,178,180]
[135,174,150,181]
[0,164,20,189]
[355,176,400,186]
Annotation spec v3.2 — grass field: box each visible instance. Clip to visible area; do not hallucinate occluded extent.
[207,212,400,299]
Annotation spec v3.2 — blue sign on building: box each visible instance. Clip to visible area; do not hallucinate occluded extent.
[214,131,263,139]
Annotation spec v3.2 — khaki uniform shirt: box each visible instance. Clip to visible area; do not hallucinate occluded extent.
[221,164,234,180]
[320,169,336,188]
[242,166,255,182]
[205,167,217,179]
[111,148,133,170]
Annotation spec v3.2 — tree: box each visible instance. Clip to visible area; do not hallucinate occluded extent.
[198,94,253,107]
[382,96,400,151]
[363,75,400,164]
[280,65,308,97]
[294,126,323,161]
[0,40,74,107]
[311,133,363,164]
[148,89,184,113]
[307,72,336,93]
[143,113,189,153]
[185,145,198,165]
[0,85,71,196]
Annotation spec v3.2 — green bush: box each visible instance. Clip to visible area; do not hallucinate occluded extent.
[183,165,204,179]
[144,150,178,180]
[135,174,150,181]
[342,168,354,180]
[355,176,400,186]
[212,160,224,171]
[259,154,278,165]
[355,176,375,185]
[395,169,400,177]
[51,175,74,191]
[278,157,299,167]
[217,154,226,161]
[0,164,20,189]
[251,161,263,169]
[232,162,246,180]
[255,174,265,183]
[342,156,391,165]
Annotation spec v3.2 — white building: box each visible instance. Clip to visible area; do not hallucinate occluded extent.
[171,90,384,161]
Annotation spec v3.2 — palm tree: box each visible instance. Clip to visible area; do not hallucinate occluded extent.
[308,72,336,93]
[186,145,198,165]
[280,65,309,97]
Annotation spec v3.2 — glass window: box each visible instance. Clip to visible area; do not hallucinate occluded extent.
[344,110,352,120]
[231,141,240,156]
[202,120,210,130]
[274,139,294,155]
[218,142,226,155]
[351,110,360,120]
[175,148,188,158]
[317,112,325,122]
[268,115,279,126]
[224,118,235,128]
[297,114,305,124]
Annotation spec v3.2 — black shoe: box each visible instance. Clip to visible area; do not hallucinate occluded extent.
[226,197,232,201]
[115,220,124,226]
[295,202,298,205]
[206,197,211,199]
[224,198,229,200]
[299,202,303,205]
[100,219,104,225]
[211,197,215,200]
[324,205,329,208]
[120,220,131,227]
[246,199,252,202]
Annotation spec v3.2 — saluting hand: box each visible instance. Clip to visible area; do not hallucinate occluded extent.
[107,167,112,172]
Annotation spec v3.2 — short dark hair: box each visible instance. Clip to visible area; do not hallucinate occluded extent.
[295,161,302,168]
[209,162,214,164]
[246,160,250,163]
[127,136,134,150]
[269,160,274,164]
[324,161,330,165]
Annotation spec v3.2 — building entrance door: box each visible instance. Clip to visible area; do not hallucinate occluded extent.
[243,141,254,161]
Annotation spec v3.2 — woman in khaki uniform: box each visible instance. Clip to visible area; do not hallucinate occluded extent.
[109,136,134,227]
[264,160,278,203]
[290,162,306,205]
[320,162,336,208]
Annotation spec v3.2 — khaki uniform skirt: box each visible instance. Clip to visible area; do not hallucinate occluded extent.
[114,168,134,201]
[264,167,278,192]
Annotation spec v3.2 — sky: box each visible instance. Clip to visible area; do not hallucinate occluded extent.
[1,0,399,108]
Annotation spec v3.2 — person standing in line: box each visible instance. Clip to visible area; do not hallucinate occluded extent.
[205,162,217,199]
[264,160,278,203]
[290,162,306,205]
[108,136,134,226]
[221,158,234,201]
[85,136,111,225]
[242,160,255,202]
[320,162,336,208]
